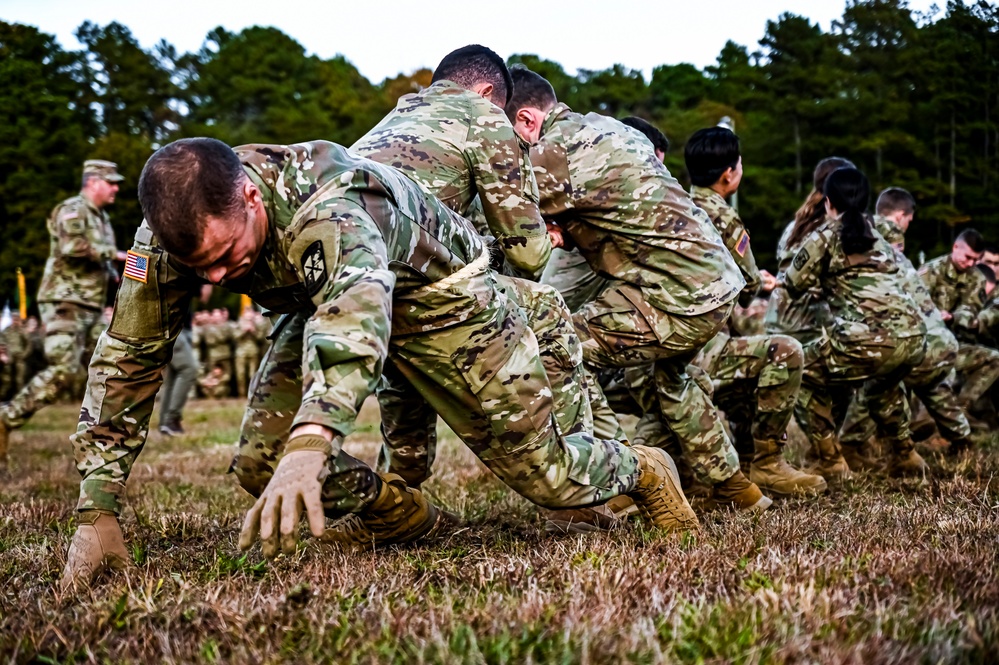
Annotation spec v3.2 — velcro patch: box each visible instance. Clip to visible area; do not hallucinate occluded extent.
[301,240,328,296]
[124,250,150,283]
[792,247,810,271]
[735,230,750,257]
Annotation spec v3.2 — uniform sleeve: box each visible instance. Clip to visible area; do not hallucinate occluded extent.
[72,225,199,514]
[716,208,762,307]
[466,106,550,279]
[953,273,987,333]
[286,198,394,438]
[785,230,829,297]
[57,205,117,262]
[918,263,952,313]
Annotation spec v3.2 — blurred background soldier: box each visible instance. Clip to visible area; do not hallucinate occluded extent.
[0,160,126,473]
[234,308,262,397]
[0,316,28,401]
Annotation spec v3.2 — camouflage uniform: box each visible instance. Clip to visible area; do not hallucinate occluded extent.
[234,313,262,397]
[352,81,597,485]
[541,248,610,314]
[0,164,122,430]
[918,254,999,406]
[840,217,970,446]
[72,141,642,518]
[0,321,28,400]
[785,216,926,447]
[200,319,234,398]
[530,104,746,485]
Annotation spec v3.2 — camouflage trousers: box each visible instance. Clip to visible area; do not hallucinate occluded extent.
[840,328,970,445]
[540,247,609,314]
[0,355,27,400]
[954,343,999,405]
[0,302,99,429]
[574,281,741,485]
[378,274,594,488]
[231,269,639,517]
[800,332,926,446]
[234,349,260,398]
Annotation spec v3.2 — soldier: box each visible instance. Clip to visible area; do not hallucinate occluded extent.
[839,188,974,458]
[505,66,771,511]
[683,127,824,496]
[0,160,126,472]
[200,309,235,398]
[351,46,611,531]
[61,138,695,590]
[0,316,28,401]
[783,167,928,478]
[918,229,999,423]
[234,308,261,397]
[979,244,999,277]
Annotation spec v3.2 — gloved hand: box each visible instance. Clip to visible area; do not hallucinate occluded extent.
[238,435,331,558]
[60,509,130,592]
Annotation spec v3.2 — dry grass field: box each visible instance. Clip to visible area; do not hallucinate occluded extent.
[1,399,998,664]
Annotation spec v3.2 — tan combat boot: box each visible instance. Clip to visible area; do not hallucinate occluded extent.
[544,505,620,534]
[749,438,827,497]
[711,469,772,512]
[888,439,929,478]
[323,473,452,550]
[626,445,700,531]
[840,441,882,472]
[808,434,853,483]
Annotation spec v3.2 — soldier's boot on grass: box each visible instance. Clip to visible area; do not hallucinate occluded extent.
[946,435,975,457]
[711,469,773,512]
[888,439,929,478]
[626,445,700,531]
[749,438,827,497]
[808,434,853,483]
[544,505,620,534]
[840,441,882,472]
[60,510,130,592]
[324,473,452,550]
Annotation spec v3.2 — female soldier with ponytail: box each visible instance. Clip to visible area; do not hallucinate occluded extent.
[783,167,929,480]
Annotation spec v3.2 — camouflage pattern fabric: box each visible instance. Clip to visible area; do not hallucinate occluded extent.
[0,302,100,428]
[37,193,118,310]
[0,323,29,399]
[765,221,831,343]
[72,140,640,515]
[234,316,262,397]
[540,247,609,313]
[786,215,927,445]
[919,254,988,341]
[690,185,761,307]
[954,343,999,405]
[351,80,550,278]
[529,105,745,484]
[840,215,970,445]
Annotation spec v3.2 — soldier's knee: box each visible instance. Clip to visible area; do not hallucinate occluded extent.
[769,335,803,367]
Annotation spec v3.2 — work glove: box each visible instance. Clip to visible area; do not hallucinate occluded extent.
[238,435,330,558]
[60,509,130,592]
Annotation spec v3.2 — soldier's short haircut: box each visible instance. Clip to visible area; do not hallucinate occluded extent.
[684,127,741,187]
[976,263,996,286]
[505,65,557,120]
[138,138,245,258]
[620,116,670,154]
[984,243,999,255]
[876,187,916,216]
[431,45,513,106]
[957,228,985,253]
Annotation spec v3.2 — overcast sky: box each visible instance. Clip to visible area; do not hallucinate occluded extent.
[4,0,942,82]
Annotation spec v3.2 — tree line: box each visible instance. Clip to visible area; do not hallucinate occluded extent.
[2,0,997,307]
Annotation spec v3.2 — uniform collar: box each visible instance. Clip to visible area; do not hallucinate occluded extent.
[541,102,573,136]
[80,190,103,213]
[690,185,727,206]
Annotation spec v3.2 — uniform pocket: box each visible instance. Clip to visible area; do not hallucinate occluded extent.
[109,249,165,344]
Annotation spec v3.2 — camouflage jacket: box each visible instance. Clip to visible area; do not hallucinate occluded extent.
[918,253,987,339]
[530,104,744,316]
[765,220,831,337]
[203,322,235,362]
[73,141,487,513]
[874,215,955,349]
[235,318,262,355]
[690,185,761,307]
[785,215,925,344]
[37,193,118,309]
[351,81,549,278]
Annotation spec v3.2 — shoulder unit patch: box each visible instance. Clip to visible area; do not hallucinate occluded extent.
[301,240,328,296]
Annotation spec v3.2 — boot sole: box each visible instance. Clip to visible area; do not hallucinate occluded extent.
[753,478,828,498]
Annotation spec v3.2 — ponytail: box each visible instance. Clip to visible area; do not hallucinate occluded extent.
[787,156,856,250]
[824,167,875,255]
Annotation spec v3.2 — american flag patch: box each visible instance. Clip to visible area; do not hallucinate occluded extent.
[124,250,150,283]
[735,230,751,257]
